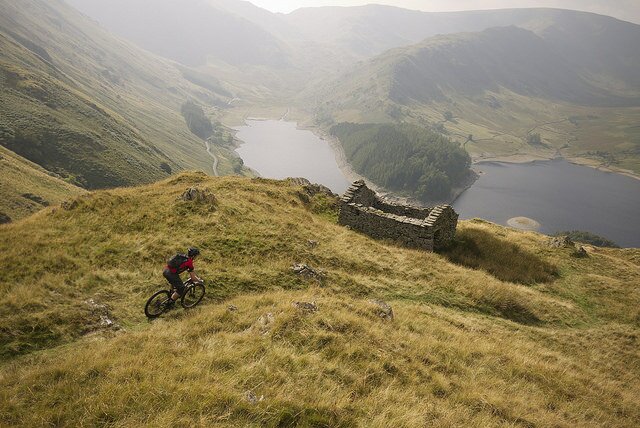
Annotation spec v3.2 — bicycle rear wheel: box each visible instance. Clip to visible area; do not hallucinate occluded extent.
[145,290,172,318]
[181,284,205,308]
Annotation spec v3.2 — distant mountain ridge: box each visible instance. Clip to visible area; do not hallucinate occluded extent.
[66,0,292,67]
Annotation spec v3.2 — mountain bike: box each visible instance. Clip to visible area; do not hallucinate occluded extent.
[144,278,206,318]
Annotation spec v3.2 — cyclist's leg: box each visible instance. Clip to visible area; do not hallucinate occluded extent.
[163,269,183,301]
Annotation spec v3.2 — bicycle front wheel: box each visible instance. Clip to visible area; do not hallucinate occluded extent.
[181,284,205,309]
[145,290,172,318]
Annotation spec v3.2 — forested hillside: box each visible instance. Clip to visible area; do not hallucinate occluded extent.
[331,123,471,201]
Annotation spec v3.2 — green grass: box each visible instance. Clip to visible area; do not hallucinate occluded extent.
[0,145,85,222]
[0,173,638,426]
[0,0,237,189]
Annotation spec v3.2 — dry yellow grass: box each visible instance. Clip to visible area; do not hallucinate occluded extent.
[0,172,638,426]
[0,145,85,222]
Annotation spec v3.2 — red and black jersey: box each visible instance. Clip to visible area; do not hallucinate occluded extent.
[166,257,194,274]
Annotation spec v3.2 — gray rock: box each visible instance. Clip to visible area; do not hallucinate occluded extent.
[549,236,574,248]
[573,246,589,258]
[180,187,217,204]
[293,301,318,313]
[292,263,326,281]
[248,313,275,335]
[369,299,394,321]
[61,199,79,210]
[227,305,238,312]
[244,391,264,404]
[85,298,120,330]
[0,212,11,224]
[22,193,49,206]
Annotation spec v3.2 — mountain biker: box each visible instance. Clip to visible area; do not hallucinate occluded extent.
[164,247,202,305]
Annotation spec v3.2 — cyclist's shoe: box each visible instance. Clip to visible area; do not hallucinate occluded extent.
[165,298,177,310]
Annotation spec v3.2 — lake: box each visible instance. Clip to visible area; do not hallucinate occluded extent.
[454,159,640,247]
[235,120,351,193]
[234,120,640,247]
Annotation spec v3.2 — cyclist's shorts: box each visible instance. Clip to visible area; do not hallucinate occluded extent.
[163,269,185,295]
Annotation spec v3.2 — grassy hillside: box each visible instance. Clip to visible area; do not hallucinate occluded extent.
[0,0,234,189]
[309,22,640,175]
[0,173,638,426]
[0,145,85,222]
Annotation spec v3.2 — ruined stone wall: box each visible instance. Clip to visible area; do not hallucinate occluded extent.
[338,181,458,252]
[338,203,435,251]
[424,205,459,250]
[345,181,433,219]
[371,199,433,219]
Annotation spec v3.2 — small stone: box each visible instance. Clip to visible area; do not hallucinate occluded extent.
[61,199,79,210]
[244,391,264,405]
[549,236,574,248]
[227,305,238,312]
[247,313,275,335]
[572,246,589,258]
[0,212,11,224]
[307,240,318,248]
[293,301,318,313]
[291,263,325,281]
[99,315,114,327]
[180,187,217,204]
[369,299,394,321]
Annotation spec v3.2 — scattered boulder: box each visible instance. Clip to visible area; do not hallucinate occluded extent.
[85,298,120,331]
[292,263,326,281]
[286,177,312,187]
[307,240,319,249]
[0,212,11,224]
[293,301,318,313]
[61,199,79,210]
[246,313,275,335]
[244,391,264,405]
[22,193,49,206]
[288,177,336,199]
[369,299,394,321]
[572,246,589,258]
[180,187,217,205]
[549,236,574,248]
[227,305,238,312]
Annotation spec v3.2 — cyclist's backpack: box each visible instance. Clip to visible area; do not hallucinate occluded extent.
[167,253,188,270]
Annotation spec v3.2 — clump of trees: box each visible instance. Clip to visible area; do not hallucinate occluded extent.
[554,231,619,248]
[180,101,213,140]
[526,133,543,146]
[331,123,471,201]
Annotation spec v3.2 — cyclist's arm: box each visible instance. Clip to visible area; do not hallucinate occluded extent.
[189,270,202,283]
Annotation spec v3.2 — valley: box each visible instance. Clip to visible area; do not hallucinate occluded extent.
[1,1,640,425]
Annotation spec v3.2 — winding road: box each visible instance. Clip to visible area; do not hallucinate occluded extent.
[204,140,219,177]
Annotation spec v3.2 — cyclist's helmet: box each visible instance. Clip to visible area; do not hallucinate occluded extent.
[187,247,200,258]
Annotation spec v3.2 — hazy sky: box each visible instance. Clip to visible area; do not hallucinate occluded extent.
[248,0,640,23]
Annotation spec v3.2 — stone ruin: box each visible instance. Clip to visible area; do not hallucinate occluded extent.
[338,181,459,252]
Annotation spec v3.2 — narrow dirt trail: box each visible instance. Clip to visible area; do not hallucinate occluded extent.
[204,140,219,177]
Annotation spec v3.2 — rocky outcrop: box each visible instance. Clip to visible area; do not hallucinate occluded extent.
[0,212,11,224]
[338,181,458,251]
[292,263,325,281]
[549,236,574,248]
[293,301,318,313]
[180,187,217,204]
[369,299,394,321]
